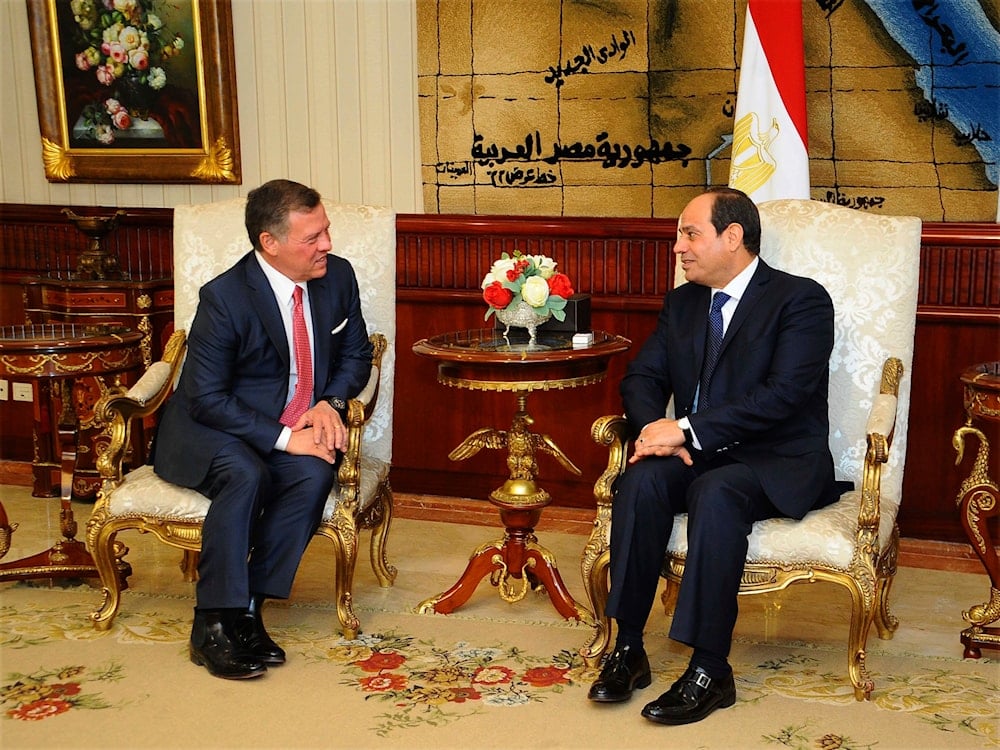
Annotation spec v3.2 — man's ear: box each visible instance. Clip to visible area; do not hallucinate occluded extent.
[724,222,745,251]
[258,231,278,257]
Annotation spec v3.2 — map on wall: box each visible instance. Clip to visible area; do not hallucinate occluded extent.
[417,0,999,221]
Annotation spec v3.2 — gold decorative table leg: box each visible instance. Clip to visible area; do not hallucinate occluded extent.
[419,392,588,620]
[955,362,1000,658]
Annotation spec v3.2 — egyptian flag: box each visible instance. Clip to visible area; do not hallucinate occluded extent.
[728,0,809,201]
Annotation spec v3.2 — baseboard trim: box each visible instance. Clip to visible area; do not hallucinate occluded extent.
[395,492,989,574]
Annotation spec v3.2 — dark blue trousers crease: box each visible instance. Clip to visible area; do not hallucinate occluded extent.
[193,441,335,609]
[605,453,781,657]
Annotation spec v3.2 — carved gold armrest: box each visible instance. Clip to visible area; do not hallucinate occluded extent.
[855,357,903,560]
[591,414,630,507]
[95,330,187,485]
[336,333,387,507]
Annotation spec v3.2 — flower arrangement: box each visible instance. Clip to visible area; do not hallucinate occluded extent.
[481,250,574,322]
[69,0,185,143]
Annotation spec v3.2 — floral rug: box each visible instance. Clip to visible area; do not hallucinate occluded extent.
[1,581,997,749]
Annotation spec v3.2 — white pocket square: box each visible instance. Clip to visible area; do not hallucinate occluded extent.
[330,318,348,335]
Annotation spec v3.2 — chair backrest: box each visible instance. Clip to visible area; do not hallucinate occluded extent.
[756,199,921,507]
[675,199,921,508]
[172,198,396,463]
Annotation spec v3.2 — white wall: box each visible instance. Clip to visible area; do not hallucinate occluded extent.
[0,0,422,212]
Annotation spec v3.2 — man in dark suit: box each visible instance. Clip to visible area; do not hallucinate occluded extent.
[587,187,840,724]
[153,180,374,679]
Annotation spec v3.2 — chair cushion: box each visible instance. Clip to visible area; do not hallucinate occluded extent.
[107,457,390,523]
[665,489,900,571]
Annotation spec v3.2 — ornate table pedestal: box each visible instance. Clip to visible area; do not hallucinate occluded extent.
[953,361,1000,658]
[413,329,630,620]
[0,324,141,584]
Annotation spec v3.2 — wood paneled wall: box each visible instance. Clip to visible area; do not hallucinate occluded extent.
[1,203,997,544]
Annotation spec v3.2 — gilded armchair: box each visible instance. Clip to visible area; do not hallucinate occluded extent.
[580,199,922,700]
[86,198,397,639]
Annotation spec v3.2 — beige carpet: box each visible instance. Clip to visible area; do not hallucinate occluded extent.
[1,487,998,749]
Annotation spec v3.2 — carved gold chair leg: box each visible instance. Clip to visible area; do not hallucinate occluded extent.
[180,549,199,582]
[317,509,362,640]
[579,549,611,667]
[661,576,680,616]
[87,523,128,631]
[827,572,878,701]
[364,485,397,588]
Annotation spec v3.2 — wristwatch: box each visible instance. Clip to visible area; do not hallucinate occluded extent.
[324,396,347,411]
[678,417,693,445]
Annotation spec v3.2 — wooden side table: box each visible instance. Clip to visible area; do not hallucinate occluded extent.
[413,328,630,620]
[0,324,141,584]
[954,361,1000,658]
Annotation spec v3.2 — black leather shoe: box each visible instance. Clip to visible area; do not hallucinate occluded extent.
[641,666,736,725]
[190,610,267,680]
[234,595,286,665]
[587,645,652,703]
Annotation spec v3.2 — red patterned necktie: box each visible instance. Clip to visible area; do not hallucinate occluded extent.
[279,285,313,427]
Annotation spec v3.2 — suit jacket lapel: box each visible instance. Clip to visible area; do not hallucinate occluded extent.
[242,253,290,368]
[720,260,771,353]
[308,270,334,393]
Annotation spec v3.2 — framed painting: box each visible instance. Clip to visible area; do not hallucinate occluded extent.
[26,0,241,184]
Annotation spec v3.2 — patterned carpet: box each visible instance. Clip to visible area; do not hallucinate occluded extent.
[2,566,998,747]
[0,482,997,748]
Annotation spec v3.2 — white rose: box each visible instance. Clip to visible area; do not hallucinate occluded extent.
[489,257,516,280]
[521,276,549,307]
[531,255,556,279]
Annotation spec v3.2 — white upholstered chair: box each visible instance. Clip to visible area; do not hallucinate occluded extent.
[580,199,922,700]
[86,198,397,639]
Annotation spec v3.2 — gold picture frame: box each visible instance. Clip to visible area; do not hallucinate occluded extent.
[26,0,241,184]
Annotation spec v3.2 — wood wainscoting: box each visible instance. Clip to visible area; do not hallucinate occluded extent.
[1,203,997,544]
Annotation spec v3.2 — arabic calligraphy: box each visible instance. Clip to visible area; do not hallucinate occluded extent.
[486,166,558,187]
[471,131,692,169]
[914,99,949,122]
[914,0,969,62]
[955,123,992,147]
[823,188,885,211]
[544,29,636,88]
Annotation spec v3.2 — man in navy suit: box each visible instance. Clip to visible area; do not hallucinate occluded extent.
[587,187,842,724]
[153,180,374,679]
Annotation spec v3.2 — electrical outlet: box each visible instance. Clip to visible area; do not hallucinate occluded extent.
[0,379,7,401]
[12,382,33,402]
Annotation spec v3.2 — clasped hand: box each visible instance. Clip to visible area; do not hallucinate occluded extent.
[285,400,348,463]
[630,418,693,466]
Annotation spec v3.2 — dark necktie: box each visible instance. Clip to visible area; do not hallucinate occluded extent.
[280,285,313,427]
[697,291,731,411]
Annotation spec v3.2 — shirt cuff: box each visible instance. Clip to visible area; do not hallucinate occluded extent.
[275,425,292,452]
[677,416,702,451]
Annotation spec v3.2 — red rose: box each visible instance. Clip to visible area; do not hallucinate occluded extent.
[547,273,574,298]
[355,650,407,672]
[9,699,72,721]
[483,281,514,309]
[521,665,570,687]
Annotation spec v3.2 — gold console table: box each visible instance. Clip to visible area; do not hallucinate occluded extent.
[953,361,1000,658]
[414,328,630,620]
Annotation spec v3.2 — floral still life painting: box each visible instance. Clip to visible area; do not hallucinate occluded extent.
[26,0,240,183]
[61,0,199,148]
